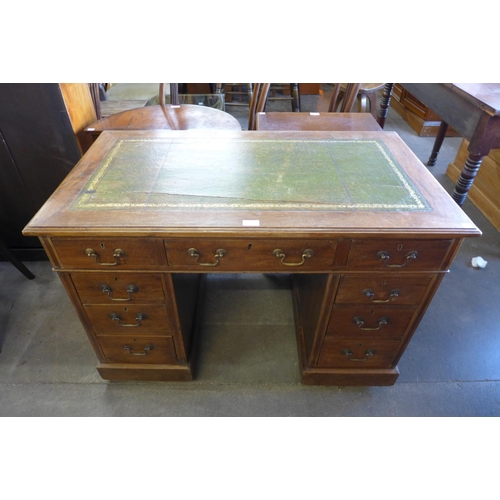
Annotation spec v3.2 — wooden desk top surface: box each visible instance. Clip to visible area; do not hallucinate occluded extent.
[256,112,382,131]
[24,130,480,238]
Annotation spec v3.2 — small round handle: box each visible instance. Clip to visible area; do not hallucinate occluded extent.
[272,248,314,267]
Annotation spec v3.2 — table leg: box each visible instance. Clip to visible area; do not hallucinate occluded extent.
[376,83,394,129]
[291,83,300,112]
[427,121,449,166]
[0,238,35,279]
[452,152,484,206]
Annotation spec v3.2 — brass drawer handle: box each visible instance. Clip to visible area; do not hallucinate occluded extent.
[101,284,138,301]
[363,288,400,303]
[187,248,226,266]
[377,250,418,268]
[272,248,313,266]
[123,344,153,356]
[342,348,375,361]
[86,248,125,266]
[353,316,389,330]
[111,312,146,327]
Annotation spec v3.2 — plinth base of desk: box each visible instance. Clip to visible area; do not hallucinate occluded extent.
[300,366,400,386]
[97,363,194,381]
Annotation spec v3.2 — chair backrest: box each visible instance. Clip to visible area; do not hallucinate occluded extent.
[327,83,362,112]
[159,84,180,105]
[248,83,271,130]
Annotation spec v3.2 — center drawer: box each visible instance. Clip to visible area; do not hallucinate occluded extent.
[164,238,337,271]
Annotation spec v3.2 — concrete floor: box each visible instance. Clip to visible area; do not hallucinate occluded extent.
[1,85,500,416]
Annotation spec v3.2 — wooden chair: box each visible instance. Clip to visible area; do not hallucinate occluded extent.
[327,83,363,112]
[85,83,241,141]
[215,84,253,107]
[248,83,271,130]
[267,84,301,112]
[0,236,35,279]
[159,83,180,105]
[329,83,385,116]
[248,83,368,130]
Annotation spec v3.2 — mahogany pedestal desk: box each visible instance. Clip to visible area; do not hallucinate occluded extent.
[23,130,480,386]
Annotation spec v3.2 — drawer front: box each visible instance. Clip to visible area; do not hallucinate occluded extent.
[346,239,453,271]
[71,272,165,304]
[52,238,162,269]
[335,275,433,305]
[318,338,400,368]
[326,304,417,340]
[98,335,178,364]
[165,238,337,271]
[84,304,175,335]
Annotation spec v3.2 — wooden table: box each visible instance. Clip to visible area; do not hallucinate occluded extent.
[256,112,382,131]
[99,99,149,118]
[85,104,242,141]
[399,83,500,206]
[24,130,480,386]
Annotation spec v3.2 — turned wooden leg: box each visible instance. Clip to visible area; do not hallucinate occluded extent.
[376,83,394,129]
[427,121,449,166]
[290,83,300,112]
[452,153,484,206]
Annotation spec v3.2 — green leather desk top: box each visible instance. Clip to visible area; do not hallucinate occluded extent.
[24,130,480,237]
[72,137,429,212]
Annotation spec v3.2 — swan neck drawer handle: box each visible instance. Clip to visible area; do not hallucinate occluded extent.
[86,248,125,266]
[363,288,400,303]
[342,349,375,361]
[111,312,146,327]
[101,284,138,301]
[377,250,418,268]
[123,344,153,356]
[353,316,389,330]
[187,248,227,266]
[272,248,314,266]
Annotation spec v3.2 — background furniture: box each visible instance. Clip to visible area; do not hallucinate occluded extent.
[85,103,242,141]
[330,83,385,117]
[0,237,34,279]
[447,139,500,231]
[256,112,382,131]
[0,83,96,260]
[24,129,480,386]
[390,84,460,137]
[401,83,500,206]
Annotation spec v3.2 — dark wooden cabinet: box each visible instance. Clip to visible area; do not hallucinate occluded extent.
[0,83,96,259]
